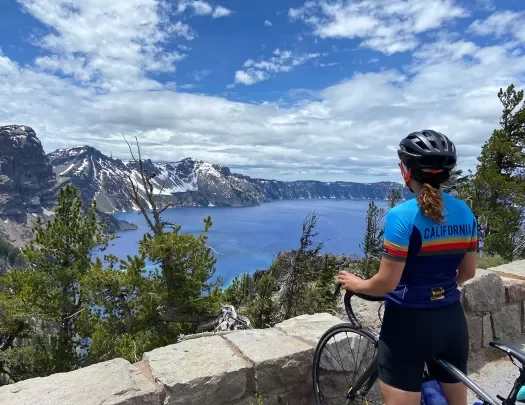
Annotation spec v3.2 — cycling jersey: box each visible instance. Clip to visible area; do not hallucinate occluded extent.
[382,191,477,308]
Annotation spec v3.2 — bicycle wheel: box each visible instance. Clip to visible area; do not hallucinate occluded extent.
[313,323,383,405]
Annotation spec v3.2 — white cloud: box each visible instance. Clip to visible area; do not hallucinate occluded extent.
[193,69,211,81]
[1,1,525,182]
[177,1,232,18]
[235,48,322,85]
[469,11,525,43]
[289,0,468,54]
[264,19,273,27]
[212,5,232,18]
[20,0,188,92]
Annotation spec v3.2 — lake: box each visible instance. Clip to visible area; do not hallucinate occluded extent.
[94,199,390,286]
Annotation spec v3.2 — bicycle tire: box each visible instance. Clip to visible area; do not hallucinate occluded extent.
[313,323,382,405]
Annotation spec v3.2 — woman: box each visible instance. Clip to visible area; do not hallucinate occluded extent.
[338,130,477,405]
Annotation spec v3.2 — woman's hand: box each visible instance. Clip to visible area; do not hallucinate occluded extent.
[337,271,363,292]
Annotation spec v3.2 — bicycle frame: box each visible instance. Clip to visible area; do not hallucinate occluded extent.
[337,286,522,405]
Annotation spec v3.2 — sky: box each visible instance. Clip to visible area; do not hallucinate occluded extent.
[0,0,524,182]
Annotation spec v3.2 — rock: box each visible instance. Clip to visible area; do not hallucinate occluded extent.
[224,329,312,394]
[274,312,342,346]
[0,358,161,405]
[466,315,482,352]
[462,270,505,313]
[490,260,525,281]
[483,314,493,348]
[0,125,55,222]
[143,335,249,405]
[502,278,525,303]
[492,304,521,341]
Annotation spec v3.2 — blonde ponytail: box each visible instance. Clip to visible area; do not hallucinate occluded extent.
[417,183,445,223]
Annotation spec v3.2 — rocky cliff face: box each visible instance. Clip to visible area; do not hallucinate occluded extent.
[0,126,135,245]
[49,146,407,213]
[0,125,56,222]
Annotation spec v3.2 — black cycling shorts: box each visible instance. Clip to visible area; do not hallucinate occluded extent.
[378,300,469,392]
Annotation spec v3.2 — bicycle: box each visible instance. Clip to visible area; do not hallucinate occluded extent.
[312,284,525,405]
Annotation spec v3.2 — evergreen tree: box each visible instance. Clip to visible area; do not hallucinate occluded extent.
[469,85,525,259]
[0,185,110,383]
[359,201,385,278]
[387,188,402,209]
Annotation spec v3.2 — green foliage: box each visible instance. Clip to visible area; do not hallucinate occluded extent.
[358,201,385,279]
[465,85,525,260]
[224,213,342,328]
[476,254,508,270]
[0,185,110,383]
[387,188,402,209]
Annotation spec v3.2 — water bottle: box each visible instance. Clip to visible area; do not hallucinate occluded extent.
[421,379,448,405]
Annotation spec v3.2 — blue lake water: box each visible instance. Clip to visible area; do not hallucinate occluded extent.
[94,199,390,285]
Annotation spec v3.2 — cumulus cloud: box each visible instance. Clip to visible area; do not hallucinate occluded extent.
[288,0,468,54]
[264,19,273,26]
[212,5,232,18]
[22,0,188,92]
[177,1,232,18]
[234,49,322,85]
[1,2,525,182]
[469,11,525,43]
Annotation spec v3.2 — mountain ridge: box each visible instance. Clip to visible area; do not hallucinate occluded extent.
[48,144,408,213]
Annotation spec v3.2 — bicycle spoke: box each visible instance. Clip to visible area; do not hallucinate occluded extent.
[314,325,382,405]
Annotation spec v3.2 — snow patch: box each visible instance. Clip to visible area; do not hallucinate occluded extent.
[58,163,75,176]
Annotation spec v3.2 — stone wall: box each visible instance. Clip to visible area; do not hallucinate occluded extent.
[1,262,525,405]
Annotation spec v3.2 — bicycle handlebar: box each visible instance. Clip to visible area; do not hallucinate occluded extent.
[334,283,386,328]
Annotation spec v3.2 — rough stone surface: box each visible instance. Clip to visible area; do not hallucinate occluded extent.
[462,270,505,313]
[225,329,313,394]
[274,312,343,346]
[492,304,521,341]
[483,314,494,348]
[0,358,161,405]
[503,278,525,303]
[490,260,525,280]
[466,315,482,351]
[143,335,249,405]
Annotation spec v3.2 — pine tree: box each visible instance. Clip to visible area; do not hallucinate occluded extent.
[0,185,110,383]
[359,201,385,278]
[469,85,525,260]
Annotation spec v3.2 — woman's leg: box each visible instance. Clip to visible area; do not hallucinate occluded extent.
[379,381,421,405]
[440,382,467,405]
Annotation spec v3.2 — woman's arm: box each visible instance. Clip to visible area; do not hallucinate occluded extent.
[456,251,476,286]
[337,257,405,296]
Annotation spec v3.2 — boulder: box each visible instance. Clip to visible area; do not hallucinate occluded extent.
[502,278,525,303]
[492,304,521,341]
[143,335,250,405]
[225,329,312,394]
[462,270,505,313]
[274,312,343,346]
[466,315,482,352]
[0,358,161,405]
[482,314,493,348]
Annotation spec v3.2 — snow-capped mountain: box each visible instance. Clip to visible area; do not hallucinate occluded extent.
[49,146,407,213]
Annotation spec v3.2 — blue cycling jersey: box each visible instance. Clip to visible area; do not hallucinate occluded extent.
[382,191,477,308]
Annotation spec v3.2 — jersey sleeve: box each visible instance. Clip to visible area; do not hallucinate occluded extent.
[382,209,412,262]
[467,215,478,252]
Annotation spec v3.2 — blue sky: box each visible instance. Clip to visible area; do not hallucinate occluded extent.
[0,0,524,182]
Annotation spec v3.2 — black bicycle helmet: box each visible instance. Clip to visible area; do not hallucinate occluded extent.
[397,129,457,172]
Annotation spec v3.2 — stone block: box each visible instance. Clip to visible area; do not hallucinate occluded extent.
[0,358,161,405]
[492,304,521,340]
[462,270,505,313]
[490,260,525,280]
[466,314,482,352]
[274,312,343,346]
[143,335,250,405]
[503,278,525,303]
[482,314,493,348]
[225,329,313,394]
